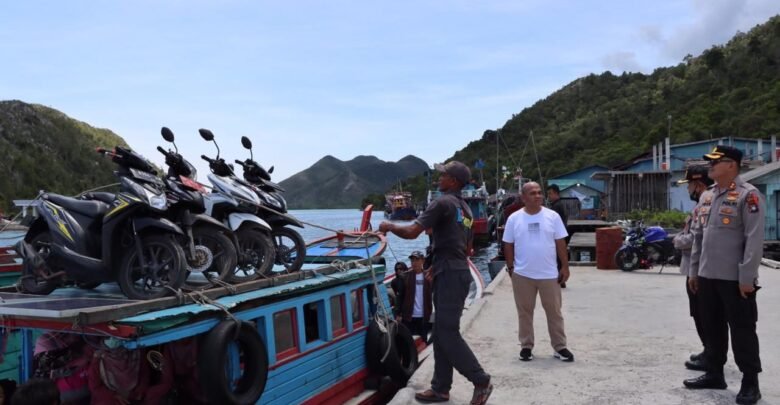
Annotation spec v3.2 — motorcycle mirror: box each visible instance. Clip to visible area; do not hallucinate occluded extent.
[268,166,274,174]
[241,136,252,150]
[199,128,220,158]
[199,129,215,141]
[161,127,175,143]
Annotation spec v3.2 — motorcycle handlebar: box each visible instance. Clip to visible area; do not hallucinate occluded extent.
[234,159,246,167]
[201,155,214,163]
[157,146,168,156]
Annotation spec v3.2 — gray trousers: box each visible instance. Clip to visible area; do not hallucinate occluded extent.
[430,270,490,393]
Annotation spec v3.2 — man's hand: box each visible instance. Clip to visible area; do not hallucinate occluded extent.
[378,221,393,234]
[688,276,699,294]
[558,266,570,284]
[739,284,755,298]
[424,268,433,282]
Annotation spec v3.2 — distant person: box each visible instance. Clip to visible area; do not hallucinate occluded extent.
[673,165,713,372]
[390,262,409,316]
[685,146,764,405]
[379,160,492,405]
[396,251,433,343]
[546,184,570,288]
[10,378,59,405]
[503,182,572,363]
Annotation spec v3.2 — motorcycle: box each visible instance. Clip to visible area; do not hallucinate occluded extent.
[157,127,238,289]
[614,220,681,272]
[15,146,187,299]
[234,135,306,273]
[198,129,276,282]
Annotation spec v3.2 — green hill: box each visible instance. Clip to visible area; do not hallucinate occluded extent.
[0,100,129,213]
[420,15,780,196]
[280,154,429,209]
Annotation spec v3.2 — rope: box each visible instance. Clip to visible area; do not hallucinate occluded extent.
[364,236,394,363]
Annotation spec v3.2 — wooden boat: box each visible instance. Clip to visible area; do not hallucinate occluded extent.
[304,204,387,265]
[0,258,419,404]
[384,191,417,221]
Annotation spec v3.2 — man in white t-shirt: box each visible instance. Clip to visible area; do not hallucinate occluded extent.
[502,181,574,362]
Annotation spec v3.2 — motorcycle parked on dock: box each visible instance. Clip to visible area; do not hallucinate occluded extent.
[614,220,681,272]
[235,136,306,273]
[198,129,276,282]
[157,127,238,289]
[15,146,187,300]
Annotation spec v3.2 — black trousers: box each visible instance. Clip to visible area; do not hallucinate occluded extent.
[403,317,432,343]
[686,276,706,351]
[697,276,761,375]
[430,270,489,393]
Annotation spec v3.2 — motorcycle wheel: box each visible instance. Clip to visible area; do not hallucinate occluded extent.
[229,227,275,283]
[118,234,186,300]
[271,227,305,273]
[20,232,59,295]
[615,249,639,272]
[183,227,238,290]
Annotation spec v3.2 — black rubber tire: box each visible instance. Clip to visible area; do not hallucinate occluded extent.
[384,323,418,386]
[198,320,268,405]
[229,227,275,283]
[365,319,393,375]
[118,234,186,300]
[615,249,639,272]
[271,227,305,273]
[19,231,58,295]
[184,226,238,290]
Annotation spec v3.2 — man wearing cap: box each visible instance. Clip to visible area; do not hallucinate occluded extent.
[379,161,492,405]
[397,251,433,342]
[673,165,713,371]
[684,146,764,405]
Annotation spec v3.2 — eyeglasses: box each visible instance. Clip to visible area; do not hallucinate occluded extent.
[709,158,734,166]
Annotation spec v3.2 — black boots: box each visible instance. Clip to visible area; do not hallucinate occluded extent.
[683,373,727,390]
[736,374,761,405]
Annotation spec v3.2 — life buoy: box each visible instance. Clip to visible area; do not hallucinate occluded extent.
[365,320,419,385]
[199,320,268,405]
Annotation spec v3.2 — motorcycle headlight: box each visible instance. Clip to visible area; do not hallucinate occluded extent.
[148,192,167,210]
[257,189,282,209]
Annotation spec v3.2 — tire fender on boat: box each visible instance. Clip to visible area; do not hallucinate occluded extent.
[198,320,269,405]
[365,320,418,385]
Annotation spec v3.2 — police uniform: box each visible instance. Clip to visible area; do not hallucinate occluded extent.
[688,146,764,401]
[673,165,711,368]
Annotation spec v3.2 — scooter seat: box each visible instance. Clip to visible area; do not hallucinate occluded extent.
[81,191,116,204]
[45,193,110,218]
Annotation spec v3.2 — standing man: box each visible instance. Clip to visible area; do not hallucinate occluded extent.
[398,251,433,343]
[684,146,764,405]
[379,161,492,405]
[673,165,713,371]
[546,184,569,288]
[503,182,573,362]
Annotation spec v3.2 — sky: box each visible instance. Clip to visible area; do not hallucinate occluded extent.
[2,1,779,182]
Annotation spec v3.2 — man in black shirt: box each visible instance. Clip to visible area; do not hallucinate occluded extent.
[547,184,569,288]
[379,161,492,405]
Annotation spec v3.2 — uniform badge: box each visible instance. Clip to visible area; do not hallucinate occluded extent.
[747,192,760,213]
[704,196,712,204]
[720,207,733,215]
[722,217,731,225]
[728,182,737,190]
[700,216,706,225]
[727,191,740,198]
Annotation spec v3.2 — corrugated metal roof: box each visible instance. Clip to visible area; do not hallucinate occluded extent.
[742,160,780,182]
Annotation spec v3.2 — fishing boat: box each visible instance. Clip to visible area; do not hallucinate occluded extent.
[384,192,416,221]
[304,205,388,265]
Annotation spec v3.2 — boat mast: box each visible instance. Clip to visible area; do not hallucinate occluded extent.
[496,130,499,194]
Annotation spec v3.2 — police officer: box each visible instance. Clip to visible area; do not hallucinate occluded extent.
[379,161,493,405]
[684,146,764,405]
[673,165,713,371]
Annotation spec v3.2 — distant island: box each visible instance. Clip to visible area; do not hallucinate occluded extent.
[279,155,429,209]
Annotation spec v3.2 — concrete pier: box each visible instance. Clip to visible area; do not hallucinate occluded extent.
[391,265,780,404]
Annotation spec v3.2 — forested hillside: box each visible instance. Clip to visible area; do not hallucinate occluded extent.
[409,15,780,199]
[0,100,129,213]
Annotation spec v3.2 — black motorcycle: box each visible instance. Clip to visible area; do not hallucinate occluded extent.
[158,127,237,289]
[235,136,306,273]
[16,146,187,299]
